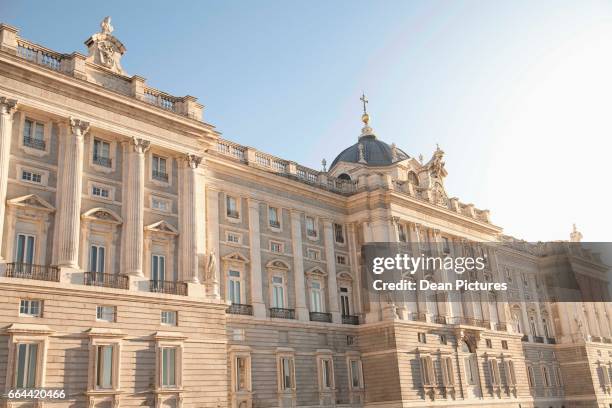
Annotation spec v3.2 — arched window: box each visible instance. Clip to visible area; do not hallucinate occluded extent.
[338,173,351,181]
[407,171,419,186]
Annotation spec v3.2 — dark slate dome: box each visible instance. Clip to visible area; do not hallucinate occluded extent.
[330,134,409,169]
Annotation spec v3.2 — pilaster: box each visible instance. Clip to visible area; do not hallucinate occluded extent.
[322,219,340,323]
[0,97,17,261]
[290,210,308,321]
[56,117,89,272]
[179,154,202,284]
[247,198,266,318]
[123,137,150,277]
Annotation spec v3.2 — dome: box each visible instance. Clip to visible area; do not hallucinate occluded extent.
[330,135,409,169]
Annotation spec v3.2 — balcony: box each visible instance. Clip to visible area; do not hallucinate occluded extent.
[448,316,490,328]
[227,303,253,316]
[149,280,187,296]
[603,338,612,344]
[521,334,529,342]
[534,336,544,343]
[433,315,447,324]
[546,337,557,344]
[83,272,129,289]
[342,315,360,325]
[152,170,169,182]
[23,136,46,150]
[270,308,295,319]
[93,155,112,168]
[5,263,59,282]
[591,336,602,343]
[406,312,427,322]
[495,322,508,331]
[310,312,332,323]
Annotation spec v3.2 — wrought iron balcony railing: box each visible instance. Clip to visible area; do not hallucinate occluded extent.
[310,312,332,323]
[342,315,359,325]
[448,316,490,328]
[227,303,253,316]
[84,272,129,289]
[269,307,295,319]
[591,336,602,343]
[603,337,612,344]
[23,136,45,150]
[433,315,447,324]
[521,334,529,342]
[93,155,112,168]
[546,337,557,344]
[5,262,59,282]
[406,312,427,322]
[534,336,544,343]
[152,170,169,182]
[149,280,187,296]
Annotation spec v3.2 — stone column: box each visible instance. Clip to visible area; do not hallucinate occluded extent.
[206,187,220,298]
[0,97,17,261]
[322,219,340,323]
[247,198,266,318]
[290,210,309,321]
[179,154,202,283]
[123,137,150,277]
[56,118,89,270]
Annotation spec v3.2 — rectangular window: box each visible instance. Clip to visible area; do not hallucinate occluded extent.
[21,170,42,184]
[95,345,114,389]
[91,185,110,199]
[23,119,45,150]
[269,206,280,228]
[15,343,38,388]
[336,255,347,265]
[417,332,426,344]
[442,237,451,253]
[96,306,116,322]
[398,224,407,242]
[333,223,344,244]
[465,356,477,385]
[280,356,294,390]
[542,366,550,387]
[340,287,350,316]
[151,254,166,282]
[501,340,508,350]
[527,366,535,388]
[270,241,283,253]
[89,245,105,277]
[305,216,317,237]
[151,197,170,212]
[485,339,492,348]
[489,360,501,385]
[93,139,111,167]
[226,196,239,218]
[506,360,516,386]
[161,311,177,326]
[227,232,240,244]
[15,233,35,265]
[152,155,168,181]
[236,356,248,391]
[228,270,241,304]
[420,356,434,386]
[310,281,323,312]
[19,299,42,317]
[555,366,563,387]
[350,359,362,389]
[161,347,177,387]
[441,357,454,386]
[306,248,320,260]
[321,358,333,389]
[439,334,447,345]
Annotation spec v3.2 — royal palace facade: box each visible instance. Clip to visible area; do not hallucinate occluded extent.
[0,18,611,408]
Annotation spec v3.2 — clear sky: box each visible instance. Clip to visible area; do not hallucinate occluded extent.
[3,0,611,242]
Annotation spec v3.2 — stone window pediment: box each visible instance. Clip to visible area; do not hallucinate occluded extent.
[82,207,122,225]
[7,194,55,214]
[222,252,249,264]
[145,220,178,236]
[266,259,290,271]
[305,267,327,278]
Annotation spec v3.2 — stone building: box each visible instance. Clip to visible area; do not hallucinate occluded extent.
[0,18,611,408]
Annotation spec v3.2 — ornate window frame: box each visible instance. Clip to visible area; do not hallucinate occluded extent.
[5,195,54,264]
[89,134,117,174]
[85,328,124,406]
[224,194,242,223]
[16,164,49,187]
[148,150,173,188]
[306,267,328,313]
[267,259,290,309]
[229,345,253,407]
[17,111,52,157]
[4,323,53,390]
[222,252,249,305]
[154,331,186,407]
[80,208,123,275]
[144,221,178,282]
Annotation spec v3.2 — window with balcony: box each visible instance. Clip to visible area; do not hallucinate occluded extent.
[22,118,45,151]
[15,343,39,388]
[310,281,324,313]
[333,223,344,244]
[272,275,286,308]
[19,299,42,317]
[152,155,169,182]
[14,233,35,265]
[228,270,242,304]
[90,245,106,278]
[269,206,280,228]
[226,195,239,219]
[93,139,112,168]
[151,254,166,283]
[96,306,116,322]
[161,347,178,388]
[95,345,114,389]
[340,287,351,316]
[305,216,317,238]
[161,311,177,326]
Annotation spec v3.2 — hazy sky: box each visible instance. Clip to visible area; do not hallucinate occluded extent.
[3,0,611,242]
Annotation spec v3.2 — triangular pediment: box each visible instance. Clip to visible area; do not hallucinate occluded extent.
[82,207,122,224]
[145,220,178,235]
[7,194,55,212]
[305,266,327,277]
[266,259,290,270]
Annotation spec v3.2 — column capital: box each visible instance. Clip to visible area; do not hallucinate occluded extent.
[69,117,90,137]
[0,97,17,115]
[130,136,150,154]
[184,153,202,169]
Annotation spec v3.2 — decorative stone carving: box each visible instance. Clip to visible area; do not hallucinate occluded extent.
[0,96,17,114]
[205,249,217,283]
[185,153,202,169]
[84,16,127,75]
[425,144,447,179]
[130,137,150,153]
[69,117,90,138]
